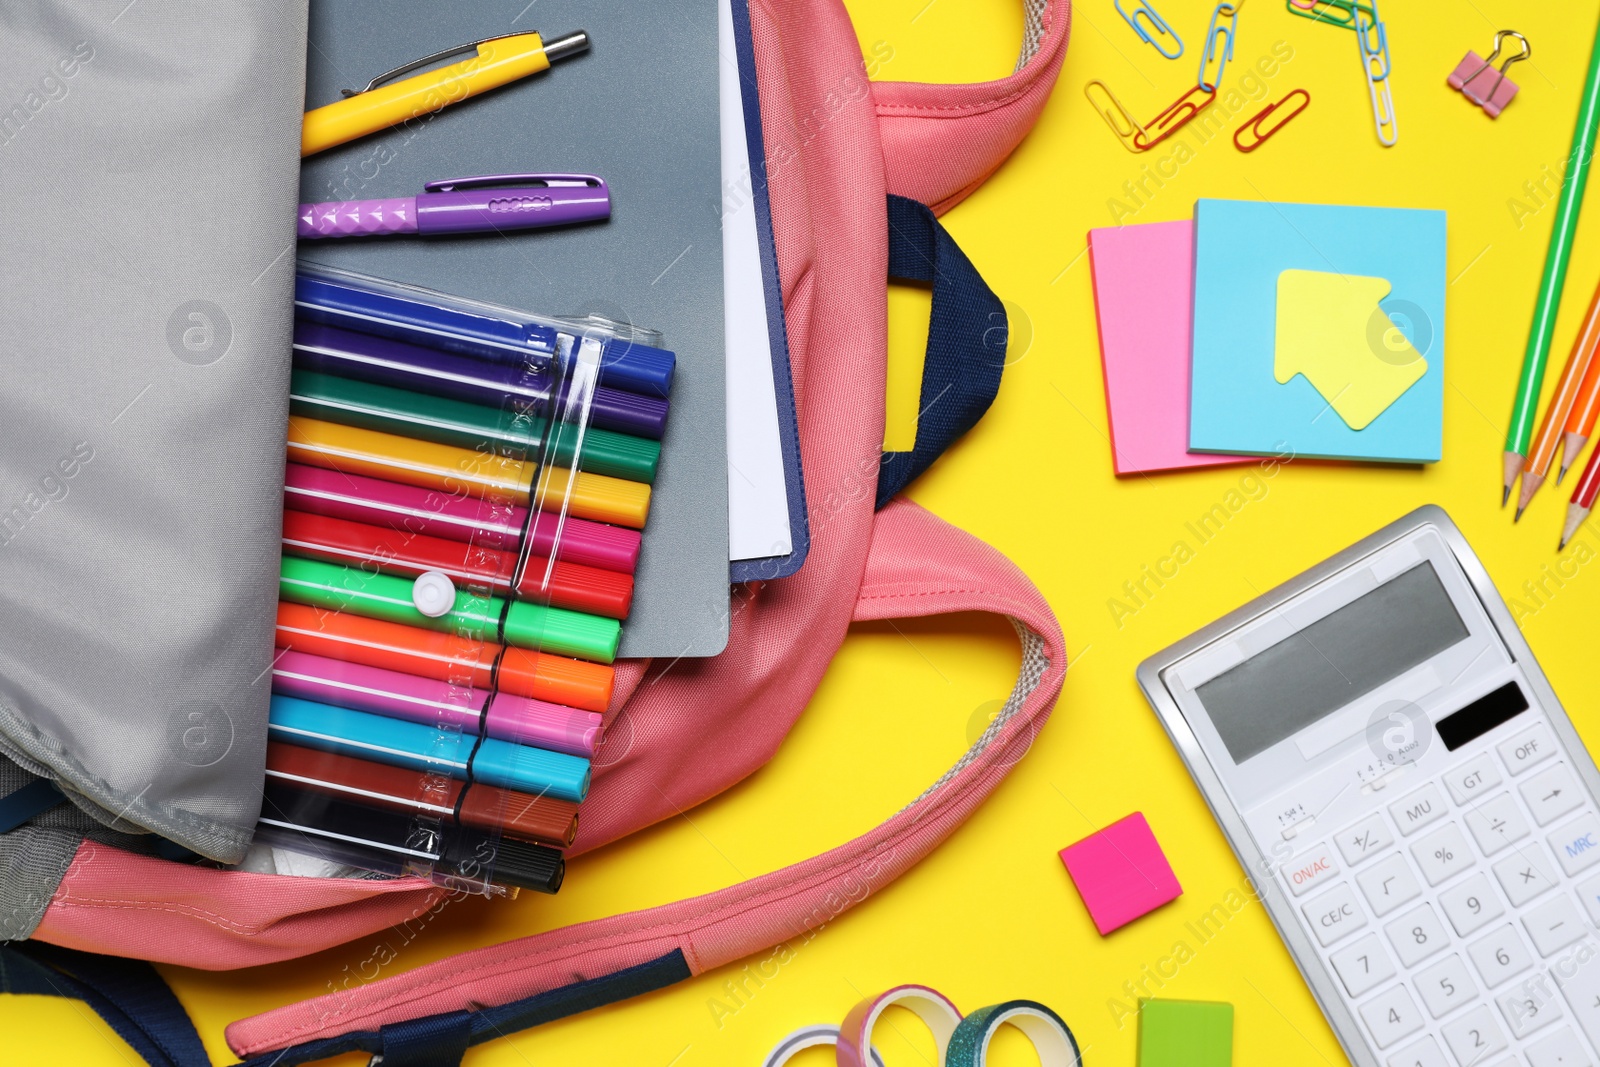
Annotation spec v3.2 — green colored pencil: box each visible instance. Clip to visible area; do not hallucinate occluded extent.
[1506,16,1600,505]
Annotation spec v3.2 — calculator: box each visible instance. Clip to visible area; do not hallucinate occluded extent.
[1138,506,1600,1067]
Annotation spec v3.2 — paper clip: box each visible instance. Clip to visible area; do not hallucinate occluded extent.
[1355,9,1391,80]
[1133,84,1218,151]
[1234,89,1310,152]
[1198,2,1243,93]
[1115,0,1185,60]
[1284,0,1375,31]
[1085,80,1150,152]
[1355,3,1398,145]
[1449,31,1530,118]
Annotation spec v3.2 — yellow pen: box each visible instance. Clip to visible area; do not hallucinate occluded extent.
[302,30,589,156]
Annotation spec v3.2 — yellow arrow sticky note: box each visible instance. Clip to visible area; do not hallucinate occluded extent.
[1274,269,1427,431]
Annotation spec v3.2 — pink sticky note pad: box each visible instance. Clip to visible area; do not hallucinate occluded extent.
[1088,221,1247,474]
[1058,812,1183,935]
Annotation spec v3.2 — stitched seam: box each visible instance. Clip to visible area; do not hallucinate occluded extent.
[50,898,269,935]
[873,2,1060,117]
[243,624,1062,1050]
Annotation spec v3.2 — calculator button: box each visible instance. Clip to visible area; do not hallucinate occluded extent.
[1440,1004,1509,1066]
[1303,883,1369,946]
[1386,903,1451,967]
[1361,984,1427,1048]
[1498,974,1564,1037]
[1464,793,1532,856]
[1447,753,1506,805]
[1416,954,1479,1018]
[1332,933,1399,998]
[1340,812,1398,866]
[1522,895,1587,957]
[1387,1034,1449,1067]
[1494,845,1562,906]
[1469,925,1535,987]
[1283,842,1341,897]
[1555,944,1600,1051]
[1522,763,1586,827]
[1576,873,1600,926]
[1440,873,1507,937]
[1392,783,1451,835]
[1500,723,1557,776]
[1414,824,1477,886]
[1548,813,1600,877]
[1361,853,1426,916]
[1525,1026,1593,1067]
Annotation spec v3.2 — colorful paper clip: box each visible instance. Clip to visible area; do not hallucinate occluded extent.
[1133,85,1217,151]
[1198,2,1243,93]
[1449,31,1530,118]
[1085,79,1150,153]
[1285,0,1375,31]
[1234,89,1310,152]
[1116,0,1185,60]
[1356,2,1397,145]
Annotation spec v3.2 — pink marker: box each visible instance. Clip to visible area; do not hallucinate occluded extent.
[270,650,602,758]
[283,463,641,574]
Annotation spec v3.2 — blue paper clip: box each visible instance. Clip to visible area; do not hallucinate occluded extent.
[1115,0,1184,59]
[1198,2,1243,93]
[1356,4,1391,80]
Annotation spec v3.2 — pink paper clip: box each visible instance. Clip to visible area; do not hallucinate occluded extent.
[1448,30,1530,118]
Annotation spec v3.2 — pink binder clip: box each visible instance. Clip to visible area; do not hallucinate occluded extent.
[1448,30,1530,118]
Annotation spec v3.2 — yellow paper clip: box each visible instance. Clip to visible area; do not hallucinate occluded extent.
[1234,88,1311,152]
[302,30,589,156]
[1085,79,1150,153]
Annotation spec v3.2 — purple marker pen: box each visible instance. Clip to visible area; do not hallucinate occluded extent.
[297,173,609,239]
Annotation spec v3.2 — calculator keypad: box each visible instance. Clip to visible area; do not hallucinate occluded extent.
[1279,714,1600,1065]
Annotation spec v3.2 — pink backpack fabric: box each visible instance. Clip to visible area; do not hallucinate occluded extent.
[28,0,1071,1058]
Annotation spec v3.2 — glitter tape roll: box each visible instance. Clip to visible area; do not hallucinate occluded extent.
[836,984,964,1067]
[759,1025,884,1067]
[944,1000,1082,1066]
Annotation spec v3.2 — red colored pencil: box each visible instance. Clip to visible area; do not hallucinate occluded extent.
[1561,443,1600,549]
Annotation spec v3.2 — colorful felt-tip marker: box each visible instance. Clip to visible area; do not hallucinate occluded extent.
[299,174,609,239]
[273,601,614,712]
[291,320,670,441]
[282,464,641,574]
[265,741,580,847]
[279,556,620,664]
[271,650,602,756]
[267,694,591,802]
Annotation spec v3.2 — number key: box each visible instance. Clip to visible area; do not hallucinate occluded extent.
[1496,973,1563,1038]
[1469,924,1534,987]
[1384,902,1449,967]
[1412,823,1475,886]
[1440,1004,1508,1066]
[1415,954,1477,1018]
[1359,984,1426,1049]
[1439,872,1506,937]
[1330,933,1397,998]
[1385,1034,1448,1067]
[1358,853,1424,917]
[1338,812,1396,866]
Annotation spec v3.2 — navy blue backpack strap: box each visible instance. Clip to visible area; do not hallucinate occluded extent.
[876,194,1009,509]
[0,941,210,1067]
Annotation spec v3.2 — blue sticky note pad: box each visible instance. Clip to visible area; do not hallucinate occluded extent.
[1189,199,1447,463]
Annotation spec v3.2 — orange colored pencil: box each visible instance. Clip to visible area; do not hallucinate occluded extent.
[1517,280,1600,517]
[1560,343,1600,481]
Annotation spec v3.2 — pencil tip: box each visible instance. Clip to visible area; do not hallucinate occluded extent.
[1560,537,1570,551]
[1515,505,1526,523]
[1558,466,1570,486]
[1502,485,1512,507]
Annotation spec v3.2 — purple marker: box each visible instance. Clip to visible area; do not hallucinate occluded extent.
[298,174,610,239]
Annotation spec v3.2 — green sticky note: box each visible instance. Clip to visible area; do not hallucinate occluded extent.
[1138,999,1233,1067]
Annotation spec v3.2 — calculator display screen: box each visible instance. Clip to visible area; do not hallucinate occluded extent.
[1197,562,1470,764]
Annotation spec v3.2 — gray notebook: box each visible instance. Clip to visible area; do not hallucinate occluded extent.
[299,0,729,658]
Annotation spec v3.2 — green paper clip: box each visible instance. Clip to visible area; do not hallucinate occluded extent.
[1284,0,1375,31]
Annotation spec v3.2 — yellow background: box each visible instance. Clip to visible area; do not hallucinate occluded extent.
[10,1,1600,1063]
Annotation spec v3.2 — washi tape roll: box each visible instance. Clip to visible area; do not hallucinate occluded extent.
[837,984,963,1067]
[760,1025,885,1067]
[945,1000,1083,1066]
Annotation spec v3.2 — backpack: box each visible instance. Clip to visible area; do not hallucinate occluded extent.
[1,1,1071,1062]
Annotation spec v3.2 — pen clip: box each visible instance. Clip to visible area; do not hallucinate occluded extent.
[422,173,605,193]
[340,32,541,97]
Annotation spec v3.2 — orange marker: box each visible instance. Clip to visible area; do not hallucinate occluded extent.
[1517,280,1600,518]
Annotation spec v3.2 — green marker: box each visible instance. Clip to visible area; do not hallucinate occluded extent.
[289,370,661,484]
[1505,18,1600,504]
[278,556,619,664]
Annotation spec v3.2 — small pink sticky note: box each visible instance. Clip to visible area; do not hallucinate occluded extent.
[1058,812,1183,935]
[1088,221,1248,475]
